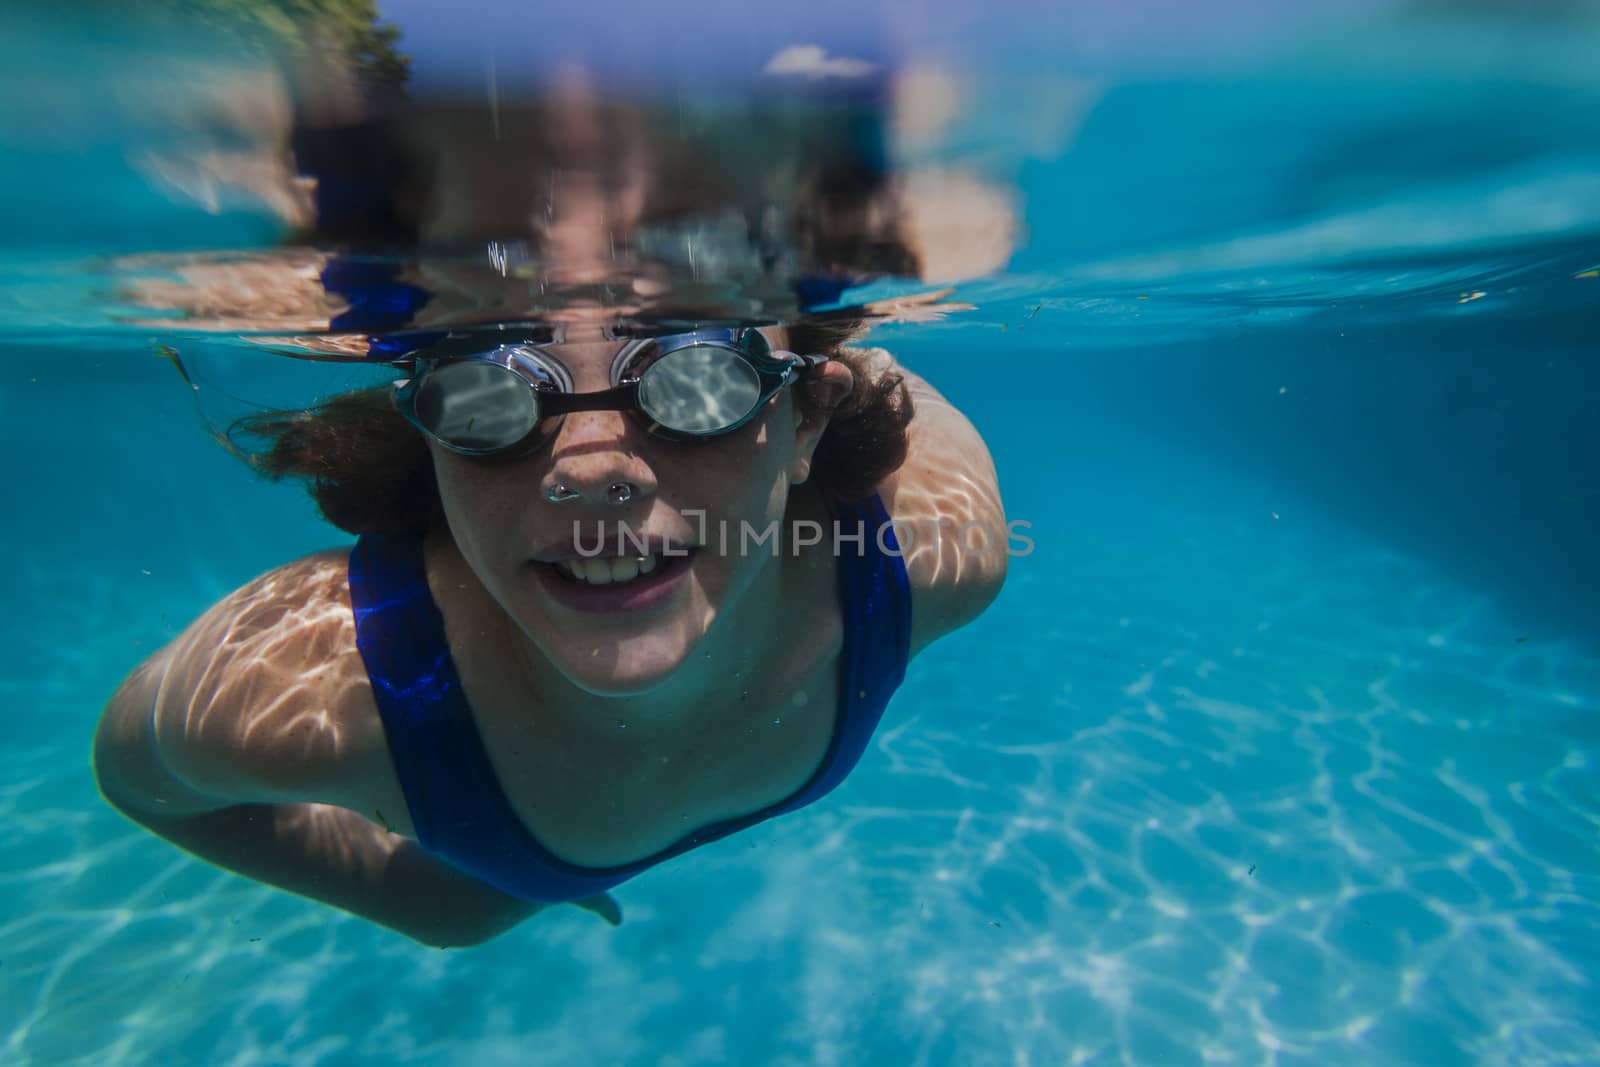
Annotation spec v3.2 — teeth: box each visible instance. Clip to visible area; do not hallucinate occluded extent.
[557,553,664,585]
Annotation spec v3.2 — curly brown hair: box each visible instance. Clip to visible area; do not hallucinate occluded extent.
[229,322,913,536]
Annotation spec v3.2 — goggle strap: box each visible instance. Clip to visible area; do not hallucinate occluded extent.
[776,351,827,384]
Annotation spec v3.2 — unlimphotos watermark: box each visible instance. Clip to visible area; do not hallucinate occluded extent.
[571,512,1034,559]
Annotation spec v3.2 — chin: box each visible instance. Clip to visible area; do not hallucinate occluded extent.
[548,634,701,697]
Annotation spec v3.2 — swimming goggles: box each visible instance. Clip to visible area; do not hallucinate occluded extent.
[392,327,825,458]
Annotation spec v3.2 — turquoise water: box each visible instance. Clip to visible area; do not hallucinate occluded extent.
[4,6,1600,1066]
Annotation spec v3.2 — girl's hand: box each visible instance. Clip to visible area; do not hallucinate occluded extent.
[573,891,623,926]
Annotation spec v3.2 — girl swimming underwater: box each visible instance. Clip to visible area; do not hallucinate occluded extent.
[93,54,1012,948]
[93,315,1005,947]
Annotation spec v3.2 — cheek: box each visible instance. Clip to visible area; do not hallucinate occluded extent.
[433,453,525,552]
[693,424,792,511]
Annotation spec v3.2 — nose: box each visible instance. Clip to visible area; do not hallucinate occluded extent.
[541,409,657,508]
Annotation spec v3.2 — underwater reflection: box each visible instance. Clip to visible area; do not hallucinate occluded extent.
[95,1,1016,332]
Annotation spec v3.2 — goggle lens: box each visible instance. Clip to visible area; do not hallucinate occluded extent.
[636,346,764,435]
[412,360,541,452]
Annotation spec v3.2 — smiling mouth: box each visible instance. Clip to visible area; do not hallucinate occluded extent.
[535,547,701,611]
[552,549,696,586]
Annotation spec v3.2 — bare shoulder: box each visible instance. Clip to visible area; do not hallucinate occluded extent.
[139,550,388,808]
[865,350,1008,656]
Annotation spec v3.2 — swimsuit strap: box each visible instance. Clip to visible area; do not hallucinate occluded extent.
[773,491,911,808]
[347,533,462,848]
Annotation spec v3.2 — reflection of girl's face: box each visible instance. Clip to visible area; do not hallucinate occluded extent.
[431,326,809,696]
[418,85,653,262]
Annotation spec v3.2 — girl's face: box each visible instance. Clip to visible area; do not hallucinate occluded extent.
[429,324,837,695]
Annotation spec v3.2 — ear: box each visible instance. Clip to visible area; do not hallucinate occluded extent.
[789,360,855,485]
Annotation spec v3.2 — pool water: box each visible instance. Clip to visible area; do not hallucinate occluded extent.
[3,5,1599,1066]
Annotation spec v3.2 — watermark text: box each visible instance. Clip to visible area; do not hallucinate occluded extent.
[571,513,1034,559]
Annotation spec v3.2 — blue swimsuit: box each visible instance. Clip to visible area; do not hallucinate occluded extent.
[348,494,912,903]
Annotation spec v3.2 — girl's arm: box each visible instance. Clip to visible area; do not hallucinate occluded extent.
[90,555,604,947]
[868,349,1010,654]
